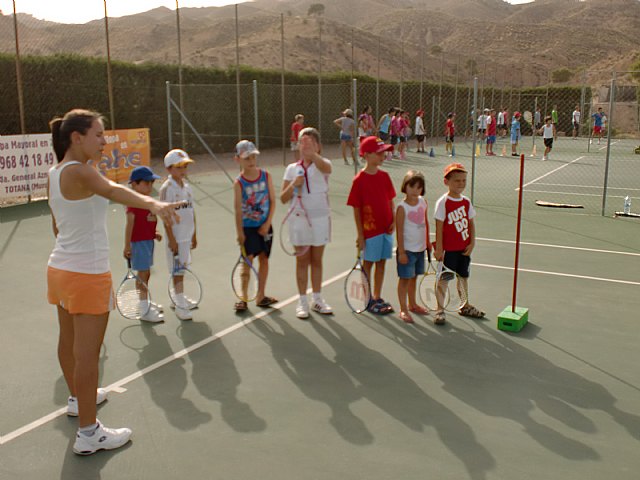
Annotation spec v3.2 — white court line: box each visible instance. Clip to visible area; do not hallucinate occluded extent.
[476,237,640,257]
[0,270,350,446]
[532,183,640,192]
[518,156,585,190]
[524,189,633,199]
[473,263,640,286]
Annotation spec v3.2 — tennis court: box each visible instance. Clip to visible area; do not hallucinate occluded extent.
[1,143,639,479]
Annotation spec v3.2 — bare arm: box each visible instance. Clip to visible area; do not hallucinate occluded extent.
[233,180,245,246]
[463,218,476,256]
[396,206,407,264]
[258,172,276,236]
[435,219,444,261]
[352,207,365,251]
[124,211,134,258]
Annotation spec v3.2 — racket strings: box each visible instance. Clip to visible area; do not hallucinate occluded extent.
[116,279,150,319]
[232,259,258,301]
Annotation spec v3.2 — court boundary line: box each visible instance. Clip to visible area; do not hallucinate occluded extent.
[477,237,640,257]
[2,249,637,445]
[518,156,585,190]
[532,183,640,192]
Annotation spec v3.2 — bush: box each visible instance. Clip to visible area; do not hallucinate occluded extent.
[552,68,573,83]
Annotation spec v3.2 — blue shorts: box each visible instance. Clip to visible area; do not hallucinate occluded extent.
[443,250,471,278]
[363,233,393,263]
[486,135,496,144]
[131,240,155,271]
[510,133,519,144]
[340,132,353,142]
[397,250,425,278]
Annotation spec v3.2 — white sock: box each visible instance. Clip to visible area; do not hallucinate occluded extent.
[299,294,308,306]
[312,292,322,303]
[79,422,99,437]
[140,299,149,310]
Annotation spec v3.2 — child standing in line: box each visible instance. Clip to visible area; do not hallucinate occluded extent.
[347,136,396,315]
[233,140,277,312]
[538,115,556,161]
[334,109,356,165]
[290,114,305,161]
[124,166,164,323]
[396,170,431,324]
[280,127,333,319]
[485,109,497,156]
[510,111,521,156]
[159,149,198,321]
[433,163,484,325]
[415,110,426,153]
[445,112,456,156]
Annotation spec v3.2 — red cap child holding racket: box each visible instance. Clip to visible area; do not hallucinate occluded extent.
[432,163,484,325]
[347,136,397,315]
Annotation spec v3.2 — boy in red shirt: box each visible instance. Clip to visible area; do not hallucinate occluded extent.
[124,166,164,322]
[433,163,484,325]
[347,136,396,314]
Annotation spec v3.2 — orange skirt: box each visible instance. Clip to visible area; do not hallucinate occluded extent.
[47,266,114,315]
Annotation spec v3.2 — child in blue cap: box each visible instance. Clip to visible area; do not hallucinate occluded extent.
[124,166,164,322]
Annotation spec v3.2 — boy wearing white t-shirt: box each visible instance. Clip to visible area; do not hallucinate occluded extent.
[159,149,198,320]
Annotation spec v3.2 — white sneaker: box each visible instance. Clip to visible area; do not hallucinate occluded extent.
[170,297,198,311]
[542,156,548,161]
[150,301,163,313]
[311,298,333,315]
[175,306,193,321]
[67,388,108,417]
[73,421,132,455]
[295,302,310,319]
[140,306,164,323]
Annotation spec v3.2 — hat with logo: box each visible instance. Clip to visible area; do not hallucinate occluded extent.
[443,162,467,178]
[129,165,161,183]
[164,149,194,168]
[235,140,260,159]
[359,136,394,156]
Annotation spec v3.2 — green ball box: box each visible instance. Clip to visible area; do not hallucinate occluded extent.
[497,306,529,332]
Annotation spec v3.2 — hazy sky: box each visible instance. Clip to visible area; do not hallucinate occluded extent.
[1,0,533,24]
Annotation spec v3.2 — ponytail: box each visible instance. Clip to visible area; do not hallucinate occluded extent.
[49,109,103,162]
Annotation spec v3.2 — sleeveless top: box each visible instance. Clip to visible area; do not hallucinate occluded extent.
[398,197,427,252]
[48,161,110,274]
[237,169,270,227]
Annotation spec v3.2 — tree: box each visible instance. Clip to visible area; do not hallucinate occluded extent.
[551,68,573,83]
[631,57,640,82]
[307,3,325,16]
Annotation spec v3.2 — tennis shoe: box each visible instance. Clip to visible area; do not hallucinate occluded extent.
[175,306,193,321]
[296,302,310,319]
[311,298,333,315]
[73,421,132,456]
[67,388,108,417]
[140,307,164,323]
[150,301,163,313]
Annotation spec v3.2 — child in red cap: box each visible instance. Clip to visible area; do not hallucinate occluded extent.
[432,163,484,325]
[347,136,396,314]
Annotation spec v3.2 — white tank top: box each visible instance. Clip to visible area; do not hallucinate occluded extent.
[48,161,110,274]
[398,197,427,252]
[542,124,554,139]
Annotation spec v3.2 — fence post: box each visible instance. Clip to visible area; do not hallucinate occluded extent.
[601,72,616,216]
[352,78,358,175]
[103,0,116,130]
[399,37,404,107]
[12,0,26,135]
[235,3,242,140]
[471,77,478,203]
[175,0,185,146]
[281,13,286,165]
[318,19,322,133]
[166,81,173,150]
[253,80,259,148]
[376,36,380,120]
[430,96,435,141]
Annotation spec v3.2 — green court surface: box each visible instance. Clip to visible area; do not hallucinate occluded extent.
[1,144,639,480]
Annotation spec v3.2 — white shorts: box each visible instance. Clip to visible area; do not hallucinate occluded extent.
[289,214,331,247]
[165,241,192,274]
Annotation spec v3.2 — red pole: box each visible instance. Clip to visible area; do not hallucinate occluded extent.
[512,153,525,312]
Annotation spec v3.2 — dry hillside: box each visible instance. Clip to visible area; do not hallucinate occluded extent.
[0,0,638,86]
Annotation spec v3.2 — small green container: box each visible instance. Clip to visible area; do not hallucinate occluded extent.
[497,306,529,332]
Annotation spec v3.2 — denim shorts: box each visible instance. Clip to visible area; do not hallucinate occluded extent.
[363,233,393,262]
[396,250,425,278]
[131,240,155,271]
[340,132,353,142]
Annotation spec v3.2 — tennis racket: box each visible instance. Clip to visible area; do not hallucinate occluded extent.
[436,253,469,313]
[231,246,259,302]
[116,259,151,320]
[419,249,446,312]
[344,249,371,313]
[168,255,203,309]
[279,186,312,257]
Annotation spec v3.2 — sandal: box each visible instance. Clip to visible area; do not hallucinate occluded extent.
[458,304,485,318]
[378,298,394,313]
[433,311,446,326]
[257,296,278,308]
[409,305,429,315]
[234,301,248,312]
[399,311,415,324]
